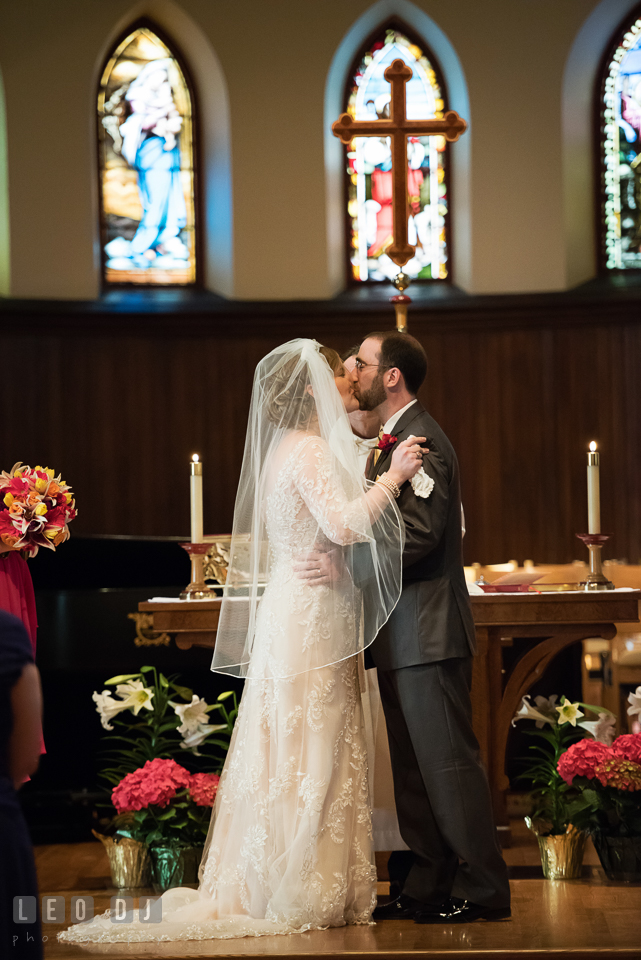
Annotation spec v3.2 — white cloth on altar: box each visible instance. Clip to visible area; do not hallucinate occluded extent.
[351,411,411,852]
[367,669,409,851]
[349,413,410,852]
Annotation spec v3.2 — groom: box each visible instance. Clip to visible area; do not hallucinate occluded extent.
[353,331,510,923]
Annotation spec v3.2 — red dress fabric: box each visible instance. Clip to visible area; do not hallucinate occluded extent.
[0,553,38,655]
[0,551,44,755]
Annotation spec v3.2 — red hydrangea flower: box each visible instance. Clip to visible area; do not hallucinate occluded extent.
[112,758,191,813]
[189,772,220,807]
[557,738,612,785]
[595,756,641,792]
[611,733,641,765]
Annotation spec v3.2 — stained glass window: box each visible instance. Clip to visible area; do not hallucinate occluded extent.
[600,14,641,270]
[98,26,196,285]
[345,27,449,283]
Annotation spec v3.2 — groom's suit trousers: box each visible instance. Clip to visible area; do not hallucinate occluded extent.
[377,657,510,909]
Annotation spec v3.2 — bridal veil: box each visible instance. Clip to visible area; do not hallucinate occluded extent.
[212,337,404,679]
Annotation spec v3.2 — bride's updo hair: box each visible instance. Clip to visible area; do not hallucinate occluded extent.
[318,345,343,376]
[264,344,343,428]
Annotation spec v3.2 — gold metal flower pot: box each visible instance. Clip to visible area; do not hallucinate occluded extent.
[525,819,587,880]
[93,830,151,889]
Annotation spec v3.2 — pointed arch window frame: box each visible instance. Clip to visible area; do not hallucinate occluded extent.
[96,17,202,288]
[341,18,454,287]
[595,3,641,275]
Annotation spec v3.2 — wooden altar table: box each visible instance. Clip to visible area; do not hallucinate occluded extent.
[139,590,640,833]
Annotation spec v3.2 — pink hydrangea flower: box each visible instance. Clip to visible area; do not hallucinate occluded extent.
[189,772,220,807]
[611,733,641,765]
[112,758,191,813]
[557,738,612,785]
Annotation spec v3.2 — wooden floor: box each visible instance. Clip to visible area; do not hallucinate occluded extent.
[35,821,641,960]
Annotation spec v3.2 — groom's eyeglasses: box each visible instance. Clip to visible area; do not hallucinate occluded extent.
[354,359,389,372]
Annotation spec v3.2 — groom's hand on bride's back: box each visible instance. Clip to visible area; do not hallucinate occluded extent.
[293,548,348,586]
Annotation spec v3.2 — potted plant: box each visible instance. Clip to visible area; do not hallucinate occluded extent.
[512,693,616,879]
[111,758,220,892]
[557,731,641,881]
[90,666,238,888]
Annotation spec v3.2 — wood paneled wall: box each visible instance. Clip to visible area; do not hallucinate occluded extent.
[1,286,640,566]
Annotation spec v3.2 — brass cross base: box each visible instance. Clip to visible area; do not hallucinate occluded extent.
[575,534,615,591]
[391,271,411,332]
[180,542,216,600]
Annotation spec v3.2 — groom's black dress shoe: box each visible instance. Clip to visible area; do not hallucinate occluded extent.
[372,895,428,920]
[414,897,511,924]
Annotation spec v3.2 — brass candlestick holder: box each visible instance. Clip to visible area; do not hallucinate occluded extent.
[575,533,615,591]
[180,542,216,600]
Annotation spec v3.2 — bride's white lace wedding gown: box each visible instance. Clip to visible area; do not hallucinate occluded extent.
[59,434,380,944]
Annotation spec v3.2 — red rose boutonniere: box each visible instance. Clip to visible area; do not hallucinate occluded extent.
[378,434,398,453]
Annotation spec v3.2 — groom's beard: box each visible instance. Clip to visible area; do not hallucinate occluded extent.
[358,372,386,412]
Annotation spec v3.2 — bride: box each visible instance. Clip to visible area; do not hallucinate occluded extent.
[59,338,425,944]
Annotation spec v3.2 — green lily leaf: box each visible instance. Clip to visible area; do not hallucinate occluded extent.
[103,673,141,685]
[158,722,180,734]
[576,701,615,716]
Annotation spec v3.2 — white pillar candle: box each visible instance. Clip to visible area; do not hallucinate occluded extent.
[587,441,600,535]
[190,454,203,543]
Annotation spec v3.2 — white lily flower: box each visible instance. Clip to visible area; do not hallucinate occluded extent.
[627,686,641,718]
[179,722,228,755]
[92,690,129,731]
[171,695,211,734]
[512,695,556,728]
[533,695,559,714]
[578,712,616,745]
[114,679,154,716]
[556,700,584,726]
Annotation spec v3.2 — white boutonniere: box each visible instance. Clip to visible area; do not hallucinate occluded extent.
[408,435,435,499]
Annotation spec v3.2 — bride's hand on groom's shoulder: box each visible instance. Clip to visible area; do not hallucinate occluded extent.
[293,548,347,587]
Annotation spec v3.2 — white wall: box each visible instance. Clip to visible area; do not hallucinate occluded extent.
[0,0,629,299]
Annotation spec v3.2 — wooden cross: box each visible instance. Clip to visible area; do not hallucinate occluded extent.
[332,59,468,269]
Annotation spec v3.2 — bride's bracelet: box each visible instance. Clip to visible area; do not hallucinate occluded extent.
[376,474,401,499]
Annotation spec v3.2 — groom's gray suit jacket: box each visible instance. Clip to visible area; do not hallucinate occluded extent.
[365,401,475,671]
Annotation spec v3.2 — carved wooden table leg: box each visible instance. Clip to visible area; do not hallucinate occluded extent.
[471,626,490,771]
[490,623,617,807]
